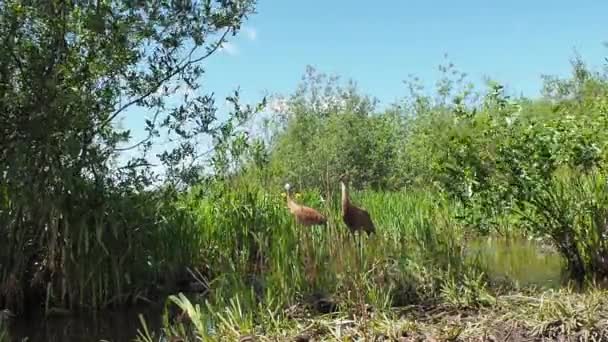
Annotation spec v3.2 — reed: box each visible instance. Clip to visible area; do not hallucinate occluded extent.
[0,184,205,314]
[136,181,489,340]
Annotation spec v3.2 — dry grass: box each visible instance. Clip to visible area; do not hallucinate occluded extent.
[134,284,608,342]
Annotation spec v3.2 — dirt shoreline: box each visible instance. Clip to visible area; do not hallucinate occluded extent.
[225,288,608,342]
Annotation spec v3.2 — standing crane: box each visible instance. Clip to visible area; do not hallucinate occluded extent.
[284,183,327,227]
[339,172,376,236]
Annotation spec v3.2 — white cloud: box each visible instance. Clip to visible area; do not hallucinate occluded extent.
[175,85,195,98]
[243,27,257,41]
[219,41,239,56]
[268,96,289,114]
[222,98,232,111]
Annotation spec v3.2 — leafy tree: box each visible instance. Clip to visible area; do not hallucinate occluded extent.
[265,66,405,192]
[0,0,263,313]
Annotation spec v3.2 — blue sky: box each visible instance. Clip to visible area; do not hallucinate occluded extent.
[120,0,608,165]
[204,0,607,105]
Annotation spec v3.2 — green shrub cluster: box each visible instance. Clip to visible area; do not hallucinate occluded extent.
[252,57,608,280]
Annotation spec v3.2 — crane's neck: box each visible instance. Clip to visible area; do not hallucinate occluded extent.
[340,181,349,209]
[286,190,298,210]
[286,190,292,203]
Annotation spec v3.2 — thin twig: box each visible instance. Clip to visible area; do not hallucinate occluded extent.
[100,28,232,131]
[501,322,515,342]
[113,108,162,152]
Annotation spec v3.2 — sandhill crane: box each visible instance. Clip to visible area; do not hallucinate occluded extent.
[284,183,327,227]
[339,173,376,236]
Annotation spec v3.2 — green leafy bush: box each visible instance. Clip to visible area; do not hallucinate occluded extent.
[518,169,608,281]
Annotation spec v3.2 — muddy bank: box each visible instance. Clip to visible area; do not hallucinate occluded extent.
[261,288,608,341]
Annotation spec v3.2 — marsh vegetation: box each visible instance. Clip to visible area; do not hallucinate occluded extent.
[2,1,608,341]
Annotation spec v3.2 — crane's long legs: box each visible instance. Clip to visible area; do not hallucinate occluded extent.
[351,231,362,271]
[346,230,364,271]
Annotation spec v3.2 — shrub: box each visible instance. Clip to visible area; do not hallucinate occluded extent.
[518,169,608,281]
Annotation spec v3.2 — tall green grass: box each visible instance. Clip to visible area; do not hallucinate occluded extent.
[0,184,205,314]
[137,182,491,340]
[0,319,7,342]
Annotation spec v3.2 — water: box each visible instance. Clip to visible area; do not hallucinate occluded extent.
[468,236,565,288]
[5,305,163,342]
[4,237,565,341]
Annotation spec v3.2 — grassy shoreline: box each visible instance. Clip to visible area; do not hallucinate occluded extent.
[127,184,608,341]
[135,283,608,341]
[4,185,604,342]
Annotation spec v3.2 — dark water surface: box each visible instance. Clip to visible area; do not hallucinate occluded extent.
[5,237,566,341]
[6,305,163,342]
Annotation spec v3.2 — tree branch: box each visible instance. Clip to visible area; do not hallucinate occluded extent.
[9,49,25,78]
[100,28,233,131]
[113,108,161,152]
[117,161,157,170]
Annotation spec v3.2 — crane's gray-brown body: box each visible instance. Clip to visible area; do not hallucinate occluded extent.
[339,174,375,236]
[284,183,327,227]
